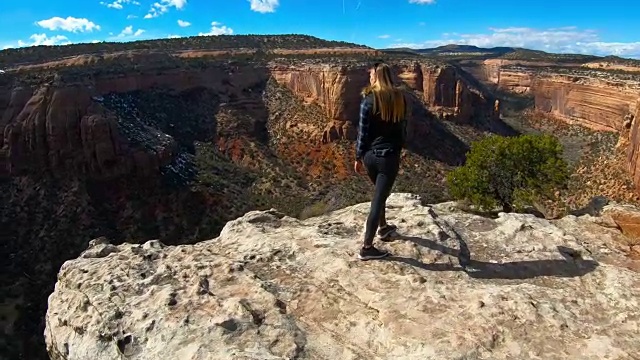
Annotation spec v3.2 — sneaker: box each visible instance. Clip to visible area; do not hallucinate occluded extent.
[378,224,398,241]
[358,246,390,261]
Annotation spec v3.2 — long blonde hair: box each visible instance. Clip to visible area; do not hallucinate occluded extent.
[362,63,406,123]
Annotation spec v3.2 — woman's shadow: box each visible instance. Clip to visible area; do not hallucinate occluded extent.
[381,229,599,280]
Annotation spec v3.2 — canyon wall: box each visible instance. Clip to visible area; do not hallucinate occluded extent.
[532,76,639,132]
[1,58,501,180]
[461,59,640,132]
[460,59,535,94]
[0,64,272,179]
[270,61,499,144]
[627,99,640,189]
[496,69,533,94]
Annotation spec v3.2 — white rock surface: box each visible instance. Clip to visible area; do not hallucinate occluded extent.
[45,193,640,360]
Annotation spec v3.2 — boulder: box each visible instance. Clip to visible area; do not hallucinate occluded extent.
[602,203,640,242]
[45,194,640,359]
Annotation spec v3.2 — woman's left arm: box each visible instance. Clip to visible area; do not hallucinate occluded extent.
[355,95,372,161]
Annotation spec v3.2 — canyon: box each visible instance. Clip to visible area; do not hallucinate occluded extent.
[3,35,640,359]
[0,57,499,180]
[0,37,504,359]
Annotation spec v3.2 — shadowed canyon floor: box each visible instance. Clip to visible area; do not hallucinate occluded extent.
[45,194,640,360]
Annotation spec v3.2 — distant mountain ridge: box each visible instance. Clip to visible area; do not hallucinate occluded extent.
[0,34,374,68]
[382,44,640,64]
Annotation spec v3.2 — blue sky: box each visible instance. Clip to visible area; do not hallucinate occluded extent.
[1,0,639,58]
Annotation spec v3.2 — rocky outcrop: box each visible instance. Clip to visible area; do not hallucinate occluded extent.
[270,64,369,123]
[496,69,533,94]
[395,61,424,91]
[45,193,640,360]
[2,85,174,178]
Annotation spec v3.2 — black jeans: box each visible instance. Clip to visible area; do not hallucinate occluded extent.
[362,148,401,247]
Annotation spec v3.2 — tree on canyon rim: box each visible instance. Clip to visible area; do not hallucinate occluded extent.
[446,134,570,213]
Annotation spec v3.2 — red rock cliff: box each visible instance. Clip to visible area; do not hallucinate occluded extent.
[422,64,498,123]
[271,61,499,143]
[1,83,180,179]
[460,59,536,94]
[532,75,639,132]
[460,60,639,133]
[626,99,640,189]
[0,63,270,178]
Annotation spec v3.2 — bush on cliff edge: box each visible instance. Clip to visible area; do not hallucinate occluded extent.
[446,134,570,213]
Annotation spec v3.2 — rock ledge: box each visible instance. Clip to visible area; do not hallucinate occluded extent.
[45,194,640,360]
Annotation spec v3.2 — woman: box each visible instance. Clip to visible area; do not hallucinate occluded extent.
[354,62,408,260]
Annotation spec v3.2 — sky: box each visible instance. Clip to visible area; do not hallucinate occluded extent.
[1,0,639,58]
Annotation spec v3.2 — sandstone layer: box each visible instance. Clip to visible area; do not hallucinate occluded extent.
[45,193,640,360]
[582,62,640,73]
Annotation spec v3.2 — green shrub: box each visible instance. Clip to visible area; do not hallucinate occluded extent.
[446,134,569,212]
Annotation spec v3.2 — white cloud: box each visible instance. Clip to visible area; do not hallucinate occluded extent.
[127,14,138,19]
[100,0,140,10]
[409,0,436,4]
[167,34,181,38]
[389,27,640,58]
[145,0,187,18]
[199,21,233,36]
[117,25,145,37]
[378,34,390,39]
[177,20,191,27]
[249,0,279,13]
[17,33,71,47]
[36,16,100,33]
